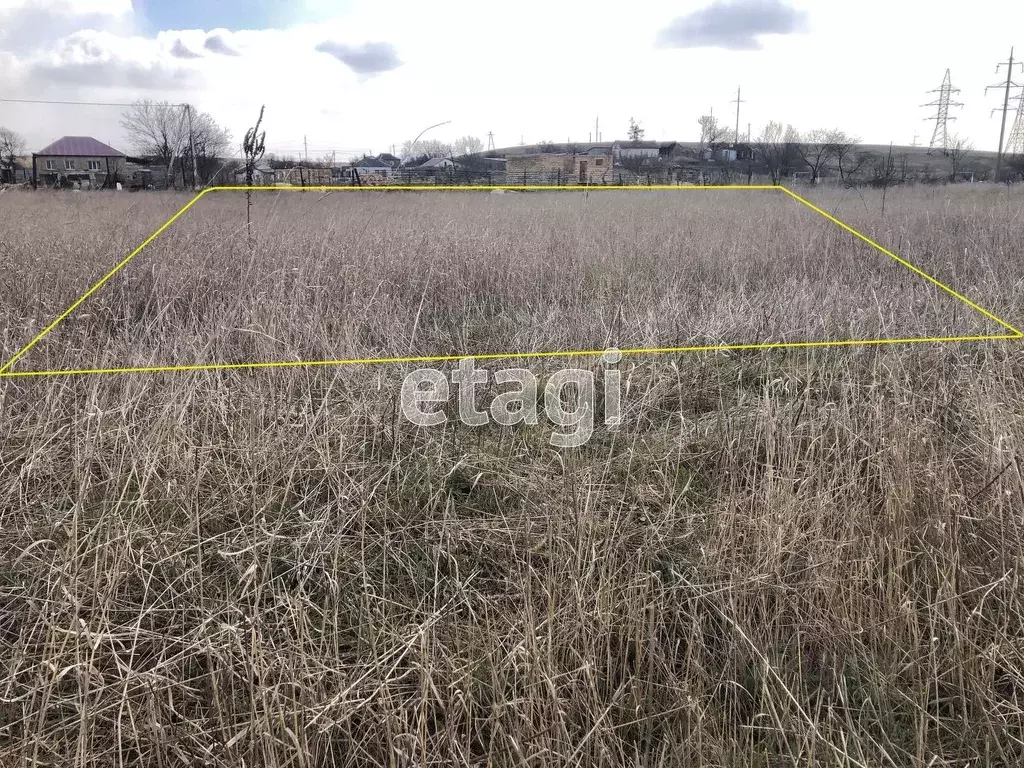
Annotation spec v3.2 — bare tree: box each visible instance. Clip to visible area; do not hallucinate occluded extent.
[452,135,483,156]
[946,135,973,181]
[872,143,900,216]
[627,118,645,142]
[754,121,793,184]
[120,100,230,185]
[897,152,911,183]
[829,132,864,184]
[1006,153,1024,182]
[696,115,728,159]
[400,138,453,160]
[793,128,840,182]
[243,105,266,243]
[120,100,188,175]
[0,127,26,183]
[183,110,232,185]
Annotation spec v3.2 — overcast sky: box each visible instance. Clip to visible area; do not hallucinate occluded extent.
[1,0,1022,159]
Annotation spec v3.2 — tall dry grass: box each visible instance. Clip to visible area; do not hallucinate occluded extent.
[1,185,1024,767]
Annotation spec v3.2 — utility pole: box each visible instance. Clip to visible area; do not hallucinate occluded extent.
[303,135,309,163]
[730,86,745,145]
[595,116,600,143]
[911,132,920,147]
[184,104,198,189]
[986,48,1023,182]
[747,122,751,142]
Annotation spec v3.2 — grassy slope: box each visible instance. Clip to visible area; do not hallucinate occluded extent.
[1,185,1023,767]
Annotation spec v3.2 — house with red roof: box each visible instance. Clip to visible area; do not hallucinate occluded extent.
[32,136,127,189]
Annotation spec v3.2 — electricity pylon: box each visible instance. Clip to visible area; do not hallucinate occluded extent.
[1006,94,1024,155]
[922,69,963,154]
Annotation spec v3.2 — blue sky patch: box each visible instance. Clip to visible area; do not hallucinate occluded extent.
[133,0,293,32]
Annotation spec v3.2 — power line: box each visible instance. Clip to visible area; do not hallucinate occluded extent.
[0,97,186,108]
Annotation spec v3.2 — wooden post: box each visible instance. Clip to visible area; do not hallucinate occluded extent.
[32,154,37,189]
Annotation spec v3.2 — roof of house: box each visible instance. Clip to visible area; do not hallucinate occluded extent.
[36,136,126,157]
[232,163,274,175]
[417,157,455,168]
[354,157,389,168]
[613,141,663,150]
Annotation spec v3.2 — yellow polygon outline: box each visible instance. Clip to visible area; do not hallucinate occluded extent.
[0,185,1020,379]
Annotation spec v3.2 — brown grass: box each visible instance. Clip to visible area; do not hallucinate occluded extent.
[1,185,1023,767]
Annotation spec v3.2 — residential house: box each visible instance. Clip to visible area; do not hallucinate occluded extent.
[734,143,755,161]
[505,152,613,184]
[1,156,31,184]
[352,157,393,176]
[415,157,457,170]
[377,153,402,170]
[232,163,275,185]
[32,136,127,188]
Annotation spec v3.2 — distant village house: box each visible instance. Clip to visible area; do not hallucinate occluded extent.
[32,136,126,189]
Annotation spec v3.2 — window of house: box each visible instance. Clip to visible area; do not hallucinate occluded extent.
[87,160,102,171]
[65,160,76,170]
[595,159,604,166]
[45,160,56,171]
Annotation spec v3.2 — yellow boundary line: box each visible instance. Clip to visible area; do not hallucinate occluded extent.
[0,185,1019,380]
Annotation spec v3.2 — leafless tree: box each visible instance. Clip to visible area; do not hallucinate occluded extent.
[754,121,797,184]
[627,118,645,142]
[871,143,900,216]
[946,135,973,181]
[452,135,483,156]
[897,152,911,183]
[120,100,230,185]
[243,105,266,243]
[828,131,863,183]
[793,128,841,182]
[1007,153,1024,182]
[185,111,232,185]
[0,127,26,183]
[696,115,728,159]
[400,138,453,159]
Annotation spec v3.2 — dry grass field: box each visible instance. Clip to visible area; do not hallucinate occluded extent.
[1,185,1023,767]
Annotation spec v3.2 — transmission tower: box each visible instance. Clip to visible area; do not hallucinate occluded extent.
[1007,93,1024,155]
[922,69,963,154]
[986,48,1023,180]
[486,131,495,151]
